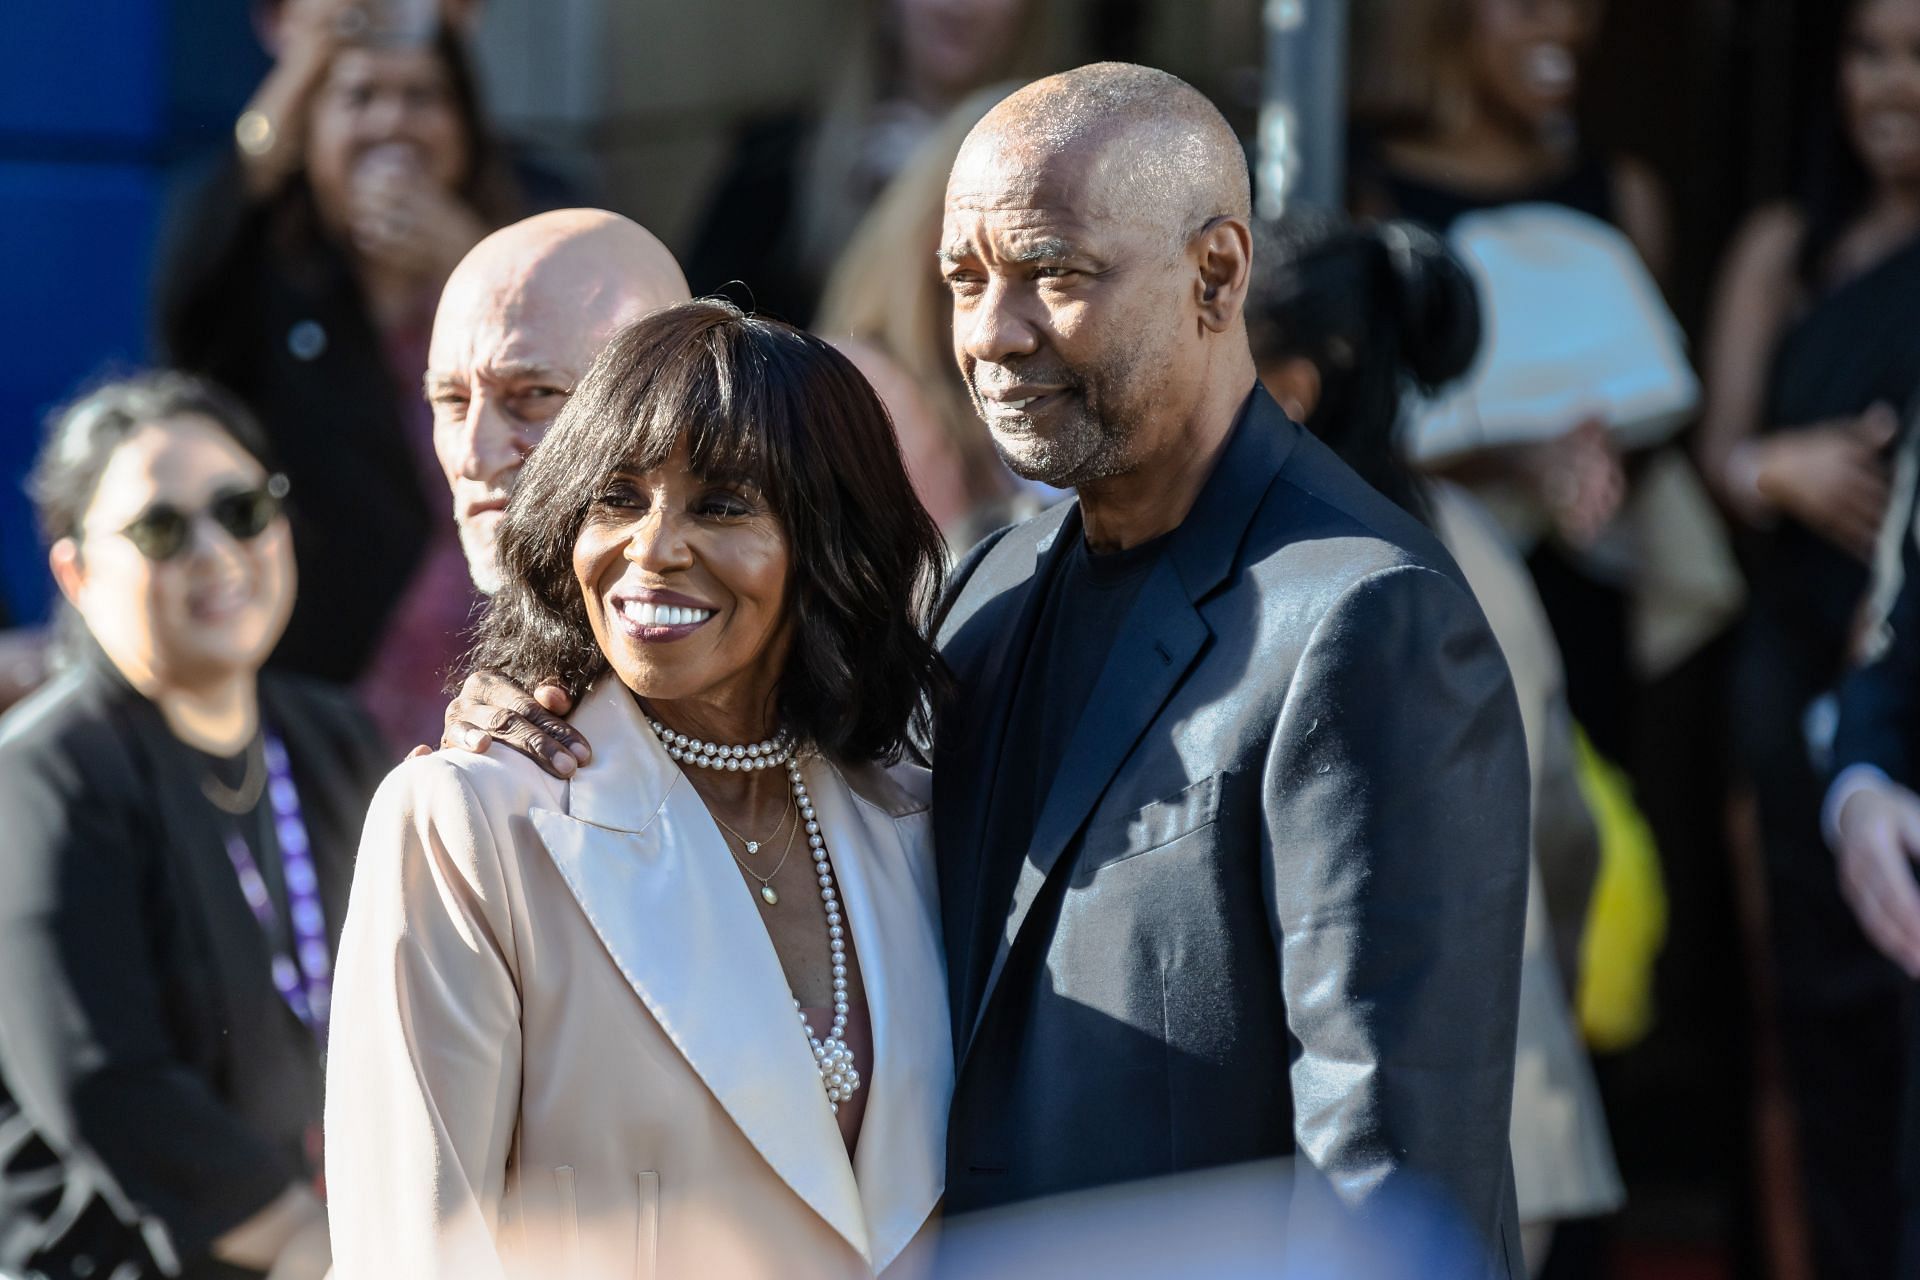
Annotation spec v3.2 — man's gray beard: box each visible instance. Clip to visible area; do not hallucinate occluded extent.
[458,520,504,596]
[987,407,1132,490]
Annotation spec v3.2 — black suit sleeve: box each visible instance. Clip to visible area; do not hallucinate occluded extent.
[0,749,293,1258]
[1263,564,1529,1276]
[1835,520,1920,785]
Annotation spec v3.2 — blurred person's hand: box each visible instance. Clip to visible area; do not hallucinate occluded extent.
[348,152,487,281]
[436,670,591,777]
[215,1184,327,1276]
[263,1213,332,1280]
[1754,403,1898,560]
[237,0,364,195]
[1834,776,1920,977]
[1521,418,1626,546]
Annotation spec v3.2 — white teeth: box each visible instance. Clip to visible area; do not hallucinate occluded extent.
[622,601,714,627]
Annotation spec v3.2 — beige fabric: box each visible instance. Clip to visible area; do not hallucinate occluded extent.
[1432,484,1625,1225]
[324,679,951,1279]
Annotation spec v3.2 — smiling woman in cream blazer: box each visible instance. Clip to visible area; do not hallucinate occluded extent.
[324,302,953,1279]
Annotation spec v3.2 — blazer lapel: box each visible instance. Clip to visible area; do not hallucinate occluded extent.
[528,682,873,1263]
[812,761,951,1273]
[935,502,1077,1044]
[963,559,1210,1055]
[962,388,1301,1058]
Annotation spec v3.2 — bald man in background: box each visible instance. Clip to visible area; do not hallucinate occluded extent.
[927,64,1529,1275]
[427,208,689,595]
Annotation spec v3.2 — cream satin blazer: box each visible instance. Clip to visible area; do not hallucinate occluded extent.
[324,679,952,1279]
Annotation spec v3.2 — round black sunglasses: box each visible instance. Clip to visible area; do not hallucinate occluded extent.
[111,474,292,562]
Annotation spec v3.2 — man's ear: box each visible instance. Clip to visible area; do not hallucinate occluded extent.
[1258,357,1322,424]
[1194,215,1253,333]
[49,538,85,609]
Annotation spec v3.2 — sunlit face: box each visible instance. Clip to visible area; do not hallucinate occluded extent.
[1463,0,1595,130]
[428,283,591,594]
[939,139,1194,489]
[895,0,1030,102]
[1843,0,1920,185]
[572,441,793,727]
[306,45,470,235]
[58,416,295,693]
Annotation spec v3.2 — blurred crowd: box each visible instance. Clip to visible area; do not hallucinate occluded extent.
[5,0,1920,1276]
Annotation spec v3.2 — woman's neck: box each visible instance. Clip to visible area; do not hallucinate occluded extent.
[157,677,259,756]
[356,261,434,334]
[1408,100,1566,189]
[641,694,780,753]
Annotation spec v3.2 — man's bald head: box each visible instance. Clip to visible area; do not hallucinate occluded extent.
[939,63,1258,499]
[428,208,690,592]
[955,62,1251,249]
[433,208,690,381]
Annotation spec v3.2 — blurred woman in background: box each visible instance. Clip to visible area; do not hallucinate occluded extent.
[686,0,1049,324]
[1697,1,1920,1272]
[1347,0,1687,766]
[1246,214,1623,1276]
[0,374,385,1279]
[815,83,1037,550]
[155,0,533,751]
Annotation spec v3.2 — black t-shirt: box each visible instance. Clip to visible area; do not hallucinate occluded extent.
[960,526,1170,1005]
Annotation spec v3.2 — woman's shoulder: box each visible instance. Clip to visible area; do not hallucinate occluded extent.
[1724,201,1809,280]
[369,743,570,831]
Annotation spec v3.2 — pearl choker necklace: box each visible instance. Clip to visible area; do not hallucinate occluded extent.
[646,718,861,1112]
[647,718,794,771]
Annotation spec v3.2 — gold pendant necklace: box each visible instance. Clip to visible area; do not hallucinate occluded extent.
[710,797,793,857]
[725,812,799,906]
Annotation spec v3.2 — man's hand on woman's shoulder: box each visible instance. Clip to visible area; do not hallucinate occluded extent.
[411,670,592,779]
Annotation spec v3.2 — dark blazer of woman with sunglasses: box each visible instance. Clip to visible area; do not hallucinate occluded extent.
[0,374,385,1280]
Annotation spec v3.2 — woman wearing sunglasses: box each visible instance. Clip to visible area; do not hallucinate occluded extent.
[0,373,386,1280]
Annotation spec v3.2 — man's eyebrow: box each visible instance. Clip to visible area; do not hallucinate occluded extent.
[480,359,569,384]
[936,237,1082,266]
[1005,237,1078,264]
[423,370,464,396]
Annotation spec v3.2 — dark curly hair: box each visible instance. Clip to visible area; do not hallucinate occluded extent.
[470,300,948,764]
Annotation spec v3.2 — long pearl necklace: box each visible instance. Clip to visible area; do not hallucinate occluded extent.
[648,719,861,1112]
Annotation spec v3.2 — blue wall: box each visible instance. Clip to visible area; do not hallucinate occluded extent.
[0,1,264,625]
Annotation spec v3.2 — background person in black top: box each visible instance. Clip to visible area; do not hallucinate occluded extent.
[0,375,385,1280]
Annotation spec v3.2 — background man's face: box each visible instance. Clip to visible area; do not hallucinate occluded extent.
[427,284,597,594]
[939,139,1188,489]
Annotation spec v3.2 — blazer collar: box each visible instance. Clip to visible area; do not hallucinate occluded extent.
[1162,385,1299,603]
[531,681,947,1269]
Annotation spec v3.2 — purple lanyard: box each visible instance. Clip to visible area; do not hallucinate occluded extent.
[220,732,331,1045]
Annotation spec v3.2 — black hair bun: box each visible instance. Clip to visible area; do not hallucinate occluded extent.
[1373,220,1481,391]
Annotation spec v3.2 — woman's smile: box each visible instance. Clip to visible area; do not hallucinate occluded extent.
[611,589,721,641]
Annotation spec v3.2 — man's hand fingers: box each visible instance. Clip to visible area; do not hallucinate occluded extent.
[445,670,584,779]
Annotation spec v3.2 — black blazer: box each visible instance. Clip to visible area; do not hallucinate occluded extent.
[931,390,1531,1277]
[0,651,386,1278]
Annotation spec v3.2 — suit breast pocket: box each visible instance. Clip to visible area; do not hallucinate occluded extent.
[1074,772,1224,881]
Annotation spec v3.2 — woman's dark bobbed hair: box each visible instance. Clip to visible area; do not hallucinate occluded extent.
[470,299,949,765]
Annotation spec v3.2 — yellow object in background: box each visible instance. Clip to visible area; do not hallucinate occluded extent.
[1573,729,1669,1052]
